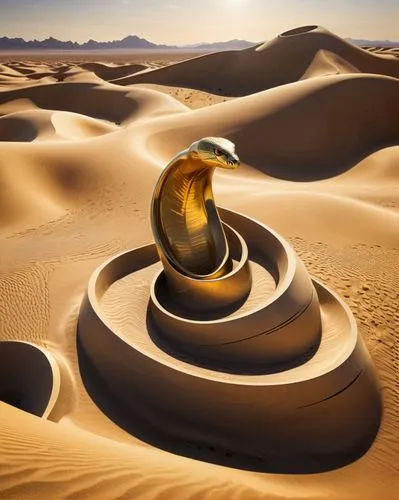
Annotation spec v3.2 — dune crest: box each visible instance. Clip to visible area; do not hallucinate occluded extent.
[145,73,399,180]
[111,26,399,95]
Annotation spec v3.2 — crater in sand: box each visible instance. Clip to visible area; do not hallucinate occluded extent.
[280,25,319,37]
[0,341,60,418]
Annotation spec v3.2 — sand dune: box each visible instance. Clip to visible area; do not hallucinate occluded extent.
[111,26,399,95]
[0,82,187,123]
[300,49,360,78]
[0,108,117,142]
[0,25,398,500]
[143,73,399,180]
[79,62,147,81]
[0,61,148,87]
[367,47,399,58]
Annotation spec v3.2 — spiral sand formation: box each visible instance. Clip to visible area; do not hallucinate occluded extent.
[77,139,381,472]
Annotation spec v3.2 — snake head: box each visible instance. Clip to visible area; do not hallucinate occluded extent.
[189,137,240,169]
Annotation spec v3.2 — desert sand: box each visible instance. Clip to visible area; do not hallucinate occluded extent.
[0,25,398,499]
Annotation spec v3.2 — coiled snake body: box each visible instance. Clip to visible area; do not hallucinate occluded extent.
[151,137,240,280]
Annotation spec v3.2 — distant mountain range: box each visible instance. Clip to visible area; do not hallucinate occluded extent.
[0,35,397,51]
[0,35,255,51]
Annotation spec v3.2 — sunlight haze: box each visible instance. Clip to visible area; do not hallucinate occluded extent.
[0,0,398,44]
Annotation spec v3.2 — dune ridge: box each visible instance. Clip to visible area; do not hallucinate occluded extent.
[144,73,399,179]
[0,25,398,500]
[111,26,399,94]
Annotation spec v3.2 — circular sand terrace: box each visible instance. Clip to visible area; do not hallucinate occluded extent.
[78,208,381,472]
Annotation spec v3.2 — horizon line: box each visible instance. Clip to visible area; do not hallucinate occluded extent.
[0,34,257,46]
[1,32,399,46]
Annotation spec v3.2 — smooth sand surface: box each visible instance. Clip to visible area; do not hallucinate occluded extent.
[0,26,398,499]
[112,26,399,94]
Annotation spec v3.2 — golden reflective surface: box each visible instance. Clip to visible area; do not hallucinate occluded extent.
[151,137,251,310]
[151,138,240,279]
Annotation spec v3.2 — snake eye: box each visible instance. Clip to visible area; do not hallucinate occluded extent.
[214,148,223,157]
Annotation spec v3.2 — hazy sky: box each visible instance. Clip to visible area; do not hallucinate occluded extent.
[0,0,398,44]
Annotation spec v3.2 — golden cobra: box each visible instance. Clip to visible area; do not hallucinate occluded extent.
[151,137,252,309]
